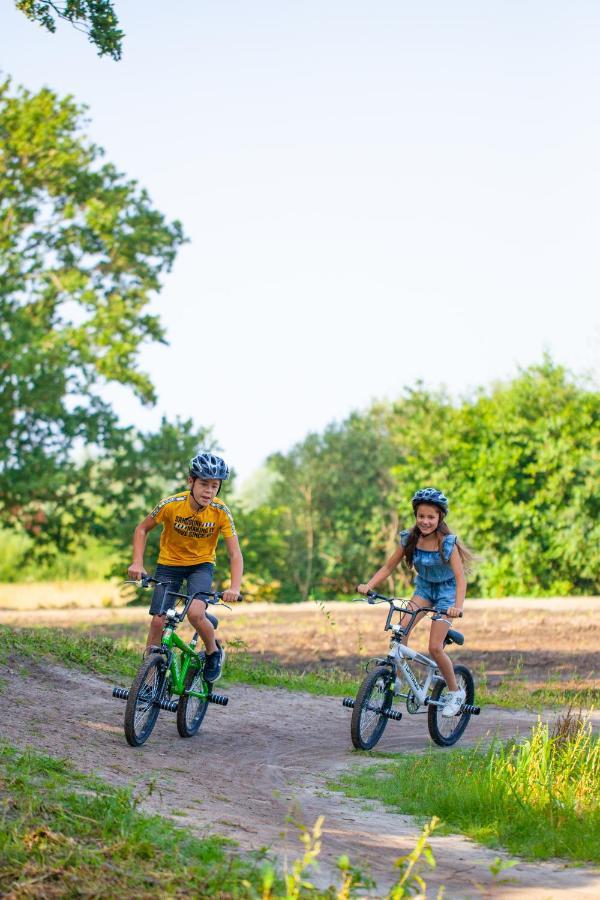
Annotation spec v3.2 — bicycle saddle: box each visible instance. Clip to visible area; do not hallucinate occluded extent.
[206,612,218,629]
[444,628,464,646]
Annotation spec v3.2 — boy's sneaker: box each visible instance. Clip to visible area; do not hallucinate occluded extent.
[203,646,225,683]
[143,645,162,660]
[442,688,466,717]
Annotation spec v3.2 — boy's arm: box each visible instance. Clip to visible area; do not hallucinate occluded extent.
[222,534,243,601]
[128,514,159,580]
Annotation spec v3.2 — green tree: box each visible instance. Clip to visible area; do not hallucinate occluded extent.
[16,1,123,60]
[91,417,218,577]
[0,80,185,549]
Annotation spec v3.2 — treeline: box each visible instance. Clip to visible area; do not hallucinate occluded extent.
[235,360,599,599]
[1,82,598,599]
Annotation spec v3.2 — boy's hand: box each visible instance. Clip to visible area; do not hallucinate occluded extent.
[222,589,241,603]
[128,563,147,581]
[357,584,371,595]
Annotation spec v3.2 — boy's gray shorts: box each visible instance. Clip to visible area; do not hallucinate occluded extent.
[149,562,215,615]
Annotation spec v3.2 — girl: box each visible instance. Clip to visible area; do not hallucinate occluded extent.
[357,488,472,717]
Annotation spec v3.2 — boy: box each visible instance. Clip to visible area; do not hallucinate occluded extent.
[128,452,243,682]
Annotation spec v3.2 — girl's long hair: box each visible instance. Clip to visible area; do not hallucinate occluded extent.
[403,513,473,574]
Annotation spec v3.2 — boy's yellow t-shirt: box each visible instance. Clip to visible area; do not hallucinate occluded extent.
[150,491,236,566]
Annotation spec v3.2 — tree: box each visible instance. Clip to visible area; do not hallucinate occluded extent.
[0,80,185,548]
[15,1,123,60]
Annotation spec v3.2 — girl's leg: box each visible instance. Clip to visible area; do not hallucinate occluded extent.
[400,596,433,642]
[428,618,458,691]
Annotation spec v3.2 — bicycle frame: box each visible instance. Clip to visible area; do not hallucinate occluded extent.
[160,626,209,699]
[158,586,214,700]
[372,597,449,709]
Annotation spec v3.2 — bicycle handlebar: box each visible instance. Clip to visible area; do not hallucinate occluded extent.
[123,576,243,603]
[355,590,463,619]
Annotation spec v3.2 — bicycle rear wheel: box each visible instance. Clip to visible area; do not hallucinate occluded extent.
[351,666,395,750]
[177,661,209,738]
[427,664,474,747]
[124,654,166,747]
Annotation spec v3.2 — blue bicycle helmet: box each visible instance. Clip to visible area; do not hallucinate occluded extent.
[189,452,229,481]
[411,488,449,514]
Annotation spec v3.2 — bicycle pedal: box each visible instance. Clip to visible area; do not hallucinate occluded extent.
[154,697,179,712]
[207,692,229,706]
[342,697,355,708]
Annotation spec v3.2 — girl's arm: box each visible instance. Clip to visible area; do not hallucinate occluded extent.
[448,547,466,617]
[128,514,159,580]
[223,534,243,602]
[357,545,405,594]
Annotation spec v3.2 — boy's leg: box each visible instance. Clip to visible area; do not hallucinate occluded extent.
[186,564,222,681]
[187,599,217,654]
[146,566,184,652]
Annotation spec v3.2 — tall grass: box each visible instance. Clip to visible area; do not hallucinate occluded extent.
[332,711,600,862]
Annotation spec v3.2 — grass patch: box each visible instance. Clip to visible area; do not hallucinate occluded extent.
[2,624,595,709]
[330,712,600,863]
[0,743,271,897]
[1,625,140,683]
[0,624,359,697]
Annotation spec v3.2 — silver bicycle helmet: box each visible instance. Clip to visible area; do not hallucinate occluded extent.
[411,488,449,514]
[189,452,229,481]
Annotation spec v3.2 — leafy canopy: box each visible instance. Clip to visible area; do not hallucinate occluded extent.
[0,79,185,547]
[16,1,124,60]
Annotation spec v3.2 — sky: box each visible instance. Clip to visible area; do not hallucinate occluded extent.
[2,1,599,484]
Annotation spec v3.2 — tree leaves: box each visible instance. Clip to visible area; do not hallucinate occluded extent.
[15,1,124,60]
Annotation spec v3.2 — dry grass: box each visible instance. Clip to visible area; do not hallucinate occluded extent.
[0,581,125,610]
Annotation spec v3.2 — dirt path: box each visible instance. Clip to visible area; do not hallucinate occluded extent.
[2,659,599,899]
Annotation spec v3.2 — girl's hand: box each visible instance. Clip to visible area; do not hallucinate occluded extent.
[447,606,463,619]
[222,589,241,603]
[357,584,371,595]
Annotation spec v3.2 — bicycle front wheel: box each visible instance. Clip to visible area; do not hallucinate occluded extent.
[124,654,166,747]
[177,662,209,738]
[427,663,475,747]
[351,666,395,750]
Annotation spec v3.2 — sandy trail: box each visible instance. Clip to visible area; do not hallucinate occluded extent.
[2,658,599,899]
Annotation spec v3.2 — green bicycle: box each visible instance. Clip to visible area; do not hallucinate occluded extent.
[113,575,239,747]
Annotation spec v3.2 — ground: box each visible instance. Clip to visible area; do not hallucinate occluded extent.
[1,596,599,897]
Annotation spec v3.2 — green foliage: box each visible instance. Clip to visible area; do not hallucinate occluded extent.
[15,0,124,60]
[240,359,599,599]
[332,714,600,862]
[0,79,185,556]
[90,416,218,579]
[0,526,117,581]
[0,744,270,896]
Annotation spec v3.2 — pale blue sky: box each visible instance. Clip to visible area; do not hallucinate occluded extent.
[3,1,599,482]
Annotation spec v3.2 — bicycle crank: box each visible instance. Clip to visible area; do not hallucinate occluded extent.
[342,697,402,721]
[112,686,179,712]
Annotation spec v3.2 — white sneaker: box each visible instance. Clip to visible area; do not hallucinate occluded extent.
[442,689,466,717]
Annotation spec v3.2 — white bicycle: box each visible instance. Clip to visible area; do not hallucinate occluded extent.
[343,591,480,750]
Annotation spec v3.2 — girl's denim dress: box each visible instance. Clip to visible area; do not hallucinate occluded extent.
[399,531,458,611]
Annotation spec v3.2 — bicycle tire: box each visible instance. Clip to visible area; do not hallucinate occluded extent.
[124,654,166,747]
[176,661,209,738]
[350,666,395,750]
[427,663,475,747]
